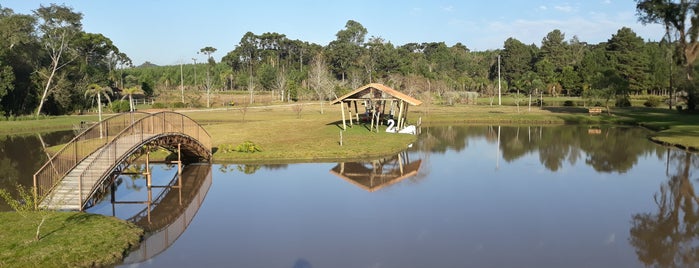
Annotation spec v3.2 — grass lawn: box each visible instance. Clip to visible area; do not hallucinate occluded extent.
[0,212,142,267]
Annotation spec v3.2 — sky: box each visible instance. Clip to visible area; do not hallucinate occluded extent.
[4,0,666,66]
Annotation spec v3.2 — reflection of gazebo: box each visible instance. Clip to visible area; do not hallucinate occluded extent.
[330,152,422,192]
[331,83,422,131]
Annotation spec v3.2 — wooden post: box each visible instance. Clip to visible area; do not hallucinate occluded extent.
[177,143,182,189]
[403,104,410,129]
[370,102,375,132]
[340,101,347,130]
[339,130,343,146]
[347,102,353,127]
[396,101,405,130]
[354,101,359,122]
[145,146,151,188]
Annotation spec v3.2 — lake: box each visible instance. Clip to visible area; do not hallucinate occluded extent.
[1,125,697,267]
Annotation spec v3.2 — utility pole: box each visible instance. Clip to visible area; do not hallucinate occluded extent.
[180,62,184,103]
[192,58,197,89]
[498,55,502,106]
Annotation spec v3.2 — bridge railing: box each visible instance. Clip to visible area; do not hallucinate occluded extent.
[33,112,151,200]
[76,111,211,209]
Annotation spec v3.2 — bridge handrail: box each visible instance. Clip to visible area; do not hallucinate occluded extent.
[33,112,151,199]
[76,111,211,209]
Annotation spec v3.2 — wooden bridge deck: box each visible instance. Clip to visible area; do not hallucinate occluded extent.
[41,134,156,210]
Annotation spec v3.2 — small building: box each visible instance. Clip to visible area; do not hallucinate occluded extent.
[330,83,423,131]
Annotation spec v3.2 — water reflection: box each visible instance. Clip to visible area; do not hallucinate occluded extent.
[630,150,699,267]
[416,125,662,173]
[0,131,74,210]
[330,151,422,192]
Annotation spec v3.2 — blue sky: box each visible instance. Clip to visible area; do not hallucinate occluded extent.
[4,0,665,66]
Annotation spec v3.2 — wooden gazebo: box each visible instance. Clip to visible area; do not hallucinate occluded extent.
[331,83,422,131]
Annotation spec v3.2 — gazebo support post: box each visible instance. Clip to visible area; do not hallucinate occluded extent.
[396,101,405,130]
[340,101,347,130]
[347,102,353,127]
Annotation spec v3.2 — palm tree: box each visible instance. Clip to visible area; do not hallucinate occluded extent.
[120,86,143,112]
[85,84,112,138]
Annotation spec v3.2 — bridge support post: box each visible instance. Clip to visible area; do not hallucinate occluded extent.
[177,143,182,189]
[145,145,151,188]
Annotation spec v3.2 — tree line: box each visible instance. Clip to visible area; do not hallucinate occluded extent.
[1,1,697,117]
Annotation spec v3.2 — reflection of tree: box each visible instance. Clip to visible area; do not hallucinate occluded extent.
[630,150,699,267]
[419,125,660,173]
[237,164,261,174]
[119,165,145,191]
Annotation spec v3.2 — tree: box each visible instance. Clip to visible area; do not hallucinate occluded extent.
[308,52,333,114]
[637,0,699,109]
[199,46,217,108]
[539,29,569,70]
[606,27,650,95]
[0,8,38,116]
[33,4,83,116]
[84,83,111,137]
[120,86,142,112]
[501,37,534,92]
[327,20,367,82]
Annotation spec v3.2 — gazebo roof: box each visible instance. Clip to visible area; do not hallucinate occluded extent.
[330,83,423,106]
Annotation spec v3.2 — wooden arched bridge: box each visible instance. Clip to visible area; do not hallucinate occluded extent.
[33,111,212,211]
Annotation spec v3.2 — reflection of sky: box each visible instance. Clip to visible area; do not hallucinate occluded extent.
[121,138,674,268]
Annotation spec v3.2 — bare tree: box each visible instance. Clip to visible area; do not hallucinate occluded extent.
[34,4,83,116]
[308,53,334,114]
[274,69,288,102]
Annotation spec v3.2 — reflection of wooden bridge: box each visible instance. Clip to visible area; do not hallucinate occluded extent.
[122,163,213,264]
[33,112,212,211]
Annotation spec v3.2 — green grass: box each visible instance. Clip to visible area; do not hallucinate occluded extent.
[0,212,143,267]
[0,114,100,135]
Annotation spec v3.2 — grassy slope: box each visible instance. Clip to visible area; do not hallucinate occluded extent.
[0,212,143,267]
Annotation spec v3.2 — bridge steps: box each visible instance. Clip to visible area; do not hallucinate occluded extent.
[41,135,154,210]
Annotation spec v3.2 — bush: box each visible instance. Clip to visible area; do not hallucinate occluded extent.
[151,102,167,109]
[236,141,262,153]
[615,96,631,107]
[563,100,575,107]
[110,100,130,113]
[172,102,186,108]
[217,142,263,153]
[643,96,663,107]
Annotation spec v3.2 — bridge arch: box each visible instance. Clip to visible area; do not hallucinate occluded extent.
[34,111,212,211]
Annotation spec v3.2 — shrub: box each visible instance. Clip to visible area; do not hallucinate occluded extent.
[236,141,262,153]
[172,102,186,108]
[151,102,167,109]
[643,96,663,107]
[110,100,130,113]
[615,96,631,107]
[217,144,236,153]
[563,100,575,107]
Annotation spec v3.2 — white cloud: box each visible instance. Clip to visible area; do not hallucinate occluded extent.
[460,11,665,50]
[554,5,574,12]
[442,5,455,12]
[539,6,548,11]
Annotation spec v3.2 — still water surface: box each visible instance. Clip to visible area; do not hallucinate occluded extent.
[1,125,697,267]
